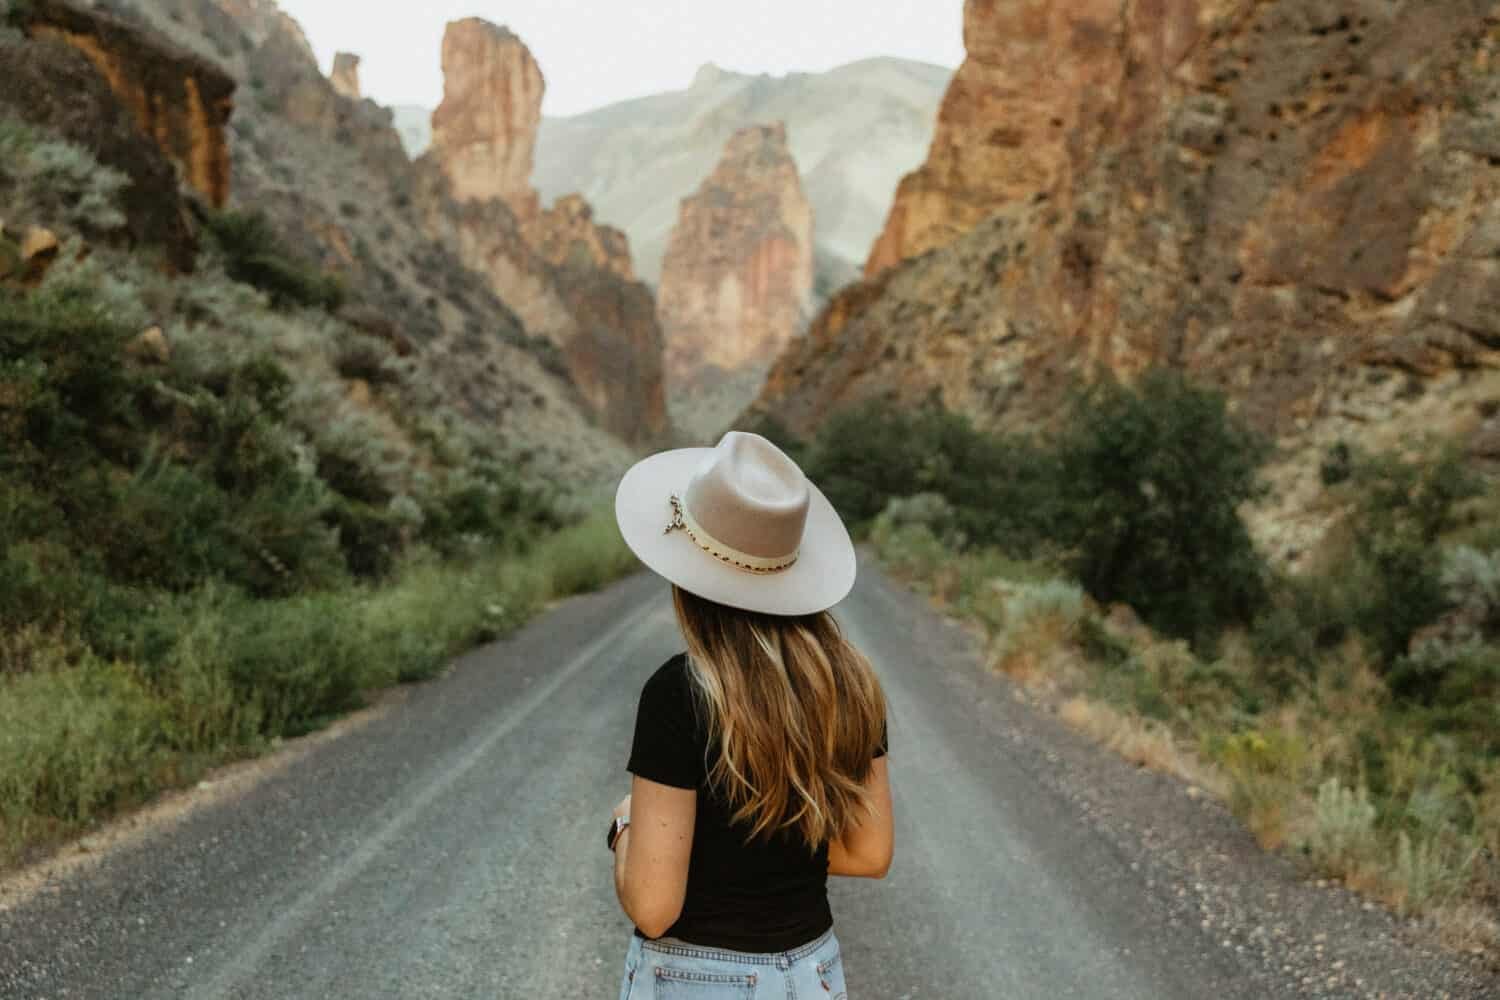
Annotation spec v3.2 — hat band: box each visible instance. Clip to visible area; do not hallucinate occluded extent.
[665,495,800,575]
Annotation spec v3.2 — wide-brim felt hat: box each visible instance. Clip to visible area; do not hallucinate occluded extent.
[614,431,857,616]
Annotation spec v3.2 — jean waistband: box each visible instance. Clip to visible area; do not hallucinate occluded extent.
[641,927,835,966]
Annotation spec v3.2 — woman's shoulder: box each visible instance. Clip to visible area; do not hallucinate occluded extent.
[635,653,706,738]
[640,652,693,705]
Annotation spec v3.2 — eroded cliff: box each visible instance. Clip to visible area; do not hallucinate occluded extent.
[19,0,235,209]
[430,19,543,221]
[864,0,1158,278]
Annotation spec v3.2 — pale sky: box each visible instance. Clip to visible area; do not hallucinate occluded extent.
[276,1,964,117]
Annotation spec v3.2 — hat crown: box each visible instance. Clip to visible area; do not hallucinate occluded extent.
[684,432,809,562]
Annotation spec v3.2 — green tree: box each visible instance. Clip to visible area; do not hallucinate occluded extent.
[1344,448,1482,663]
[1054,370,1269,645]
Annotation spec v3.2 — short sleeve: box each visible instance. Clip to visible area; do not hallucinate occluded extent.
[627,656,705,790]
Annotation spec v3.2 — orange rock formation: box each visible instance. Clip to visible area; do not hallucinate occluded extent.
[864,0,1188,279]
[530,194,635,282]
[658,124,814,388]
[430,19,544,220]
[22,0,235,208]
[330,52,361,100]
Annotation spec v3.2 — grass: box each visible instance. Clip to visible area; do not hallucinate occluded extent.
[0,513,640,869]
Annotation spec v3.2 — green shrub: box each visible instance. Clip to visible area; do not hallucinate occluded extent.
[1387,638,1500,754]
[1342,449,1482,663]
[804,401,1059,553]
[203,210,346,312]
[1439,546,1500,634]
[1320,441,1354,487]
[421,463,560,553]
[0,656,166,858]
[1304,778,1378,872]
[0,283,140,468]
[803,401,937,527]
[219,590,370,737]
[1393,831,1478,916]
[105,452,242,589]
[326,498,405,580]
[536,509,639,597]
[0,116,128,233]
[872,493,960,546]
[151,589,263,756]
[1054,371,1269,646]
[1078,615,1133,668]
[869,517,949,582]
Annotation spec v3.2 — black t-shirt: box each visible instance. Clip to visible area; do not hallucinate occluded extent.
[626,653,886,953]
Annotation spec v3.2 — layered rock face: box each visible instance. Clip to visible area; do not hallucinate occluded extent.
[864,0,1141,278]
[755,0,1500,556]
[424,18,668,444]
[430,19,544,221]
[529,194,635,281]
[19,0,235,209]
[658,124,814,427]
[2,1,236,271]
[330,52,361,100]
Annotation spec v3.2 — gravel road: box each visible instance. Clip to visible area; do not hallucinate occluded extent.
[2,556,1495,998]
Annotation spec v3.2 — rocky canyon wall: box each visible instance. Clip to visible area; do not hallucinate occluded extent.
[424,18,667,444]
[20,0,235,209]
[754,0,1500,556]
[657,124,814,436]
[865,0,1150,278]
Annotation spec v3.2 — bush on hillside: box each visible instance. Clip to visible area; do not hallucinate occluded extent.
[420,461,561,556]
[1053,371,1269,645]
[802,400,1060,553]
[202,209,345,312]
[1342,448,1481,664]
[0,282,141,474]
[0,116,128,234]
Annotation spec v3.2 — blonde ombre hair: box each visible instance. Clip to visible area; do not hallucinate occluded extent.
[671,585,887,849]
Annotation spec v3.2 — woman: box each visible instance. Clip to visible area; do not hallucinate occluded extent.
[608,430,894,999]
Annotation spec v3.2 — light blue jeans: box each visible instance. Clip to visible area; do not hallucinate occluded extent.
[619,929,848,999]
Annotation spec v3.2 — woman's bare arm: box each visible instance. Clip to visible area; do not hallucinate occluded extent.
[613,776,696,937]
[827,757,893,878]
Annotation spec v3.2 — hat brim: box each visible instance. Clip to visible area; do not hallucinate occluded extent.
[614,448,857,616]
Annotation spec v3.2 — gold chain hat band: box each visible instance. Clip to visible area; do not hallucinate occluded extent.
[664,495,799,575]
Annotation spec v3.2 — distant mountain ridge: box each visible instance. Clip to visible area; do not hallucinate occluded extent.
[394,59,951,289]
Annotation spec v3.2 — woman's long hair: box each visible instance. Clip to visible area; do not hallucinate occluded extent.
[671,585,886,849]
